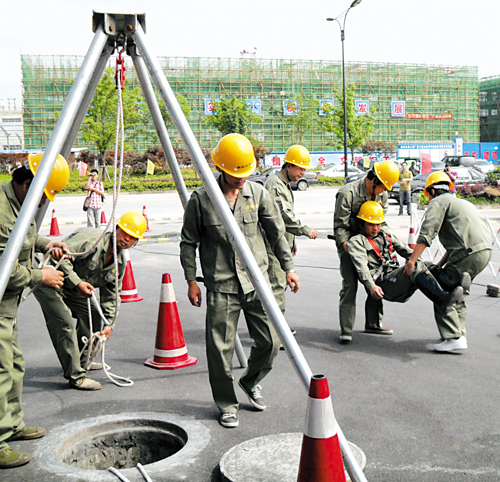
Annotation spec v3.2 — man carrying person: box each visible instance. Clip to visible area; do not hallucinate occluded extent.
[333,160,400,343]
[180,133,299,429]
[405,172,492,352]
[348,201,467,333]
[0,153,69,468]
[264,145,317,315]
[33,211,146,391]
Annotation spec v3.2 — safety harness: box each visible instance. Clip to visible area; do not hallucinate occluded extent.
[366,234,399,283]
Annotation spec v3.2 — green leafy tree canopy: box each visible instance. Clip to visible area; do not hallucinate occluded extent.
[203,96,261,137]
[81,68,147,162]
[282,94,319,145]
[319,86,374,163]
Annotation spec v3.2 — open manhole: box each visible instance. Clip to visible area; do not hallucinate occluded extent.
[36,412,210,481]
[58,419,187,470]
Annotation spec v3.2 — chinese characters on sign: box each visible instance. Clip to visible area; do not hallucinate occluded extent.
[246,99,262,116]
[391,101,405,117]
[283,100,298,116]
[272,156,281,166]
[204,98,220,116]
[406,113,453,119]
[317,156,326,167]
[319,100,334,116]
[355,100,369,116]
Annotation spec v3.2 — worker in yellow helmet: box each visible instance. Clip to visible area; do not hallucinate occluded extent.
[180,133,300,429]
[405,171,492,353]
[333,160,400,343]
[0,154,70,469]
[264,145,317,342]
[33,211,146,394]
[348,201,466,338]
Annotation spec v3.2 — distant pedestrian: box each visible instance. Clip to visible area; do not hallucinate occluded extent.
[84,169,104,228]
[409,161,419,177]
[444,163,457,196]
[398,162,413,215]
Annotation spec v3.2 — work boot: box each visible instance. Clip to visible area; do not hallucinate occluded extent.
[6,427,46,442]
[364,327,393,335]
[415,270,464,310]
[430,266,471,293]
[88,362,110,371]
[69,376,102,391]
[0,448,31,469]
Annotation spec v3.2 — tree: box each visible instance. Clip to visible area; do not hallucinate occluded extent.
[319,86,374,164]
[81,68,147,163]
[361,139,396,157]
[203,96,261,137]
[282,94,319,145]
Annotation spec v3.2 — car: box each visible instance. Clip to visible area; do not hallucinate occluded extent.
[389,167,486,201]
[247,167,318,191]
[317,165,363,178]
[344,171,367,184]
[441,155,477,167]
[473,160,496,174]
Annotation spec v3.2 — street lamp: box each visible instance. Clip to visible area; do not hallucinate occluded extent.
[327,0,363,178]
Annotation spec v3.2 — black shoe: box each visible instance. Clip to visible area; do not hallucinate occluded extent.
[364,327,393,335]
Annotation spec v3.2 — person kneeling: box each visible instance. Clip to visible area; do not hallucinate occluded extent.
[346,201,467,342]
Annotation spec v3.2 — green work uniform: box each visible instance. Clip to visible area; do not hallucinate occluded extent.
[180,177,294,414]
[333,177,389,334]
[34,229,126,382]
[264,170,313,312]
[0,181,48,451]
[348,231,430,327]
[417,194,492,339]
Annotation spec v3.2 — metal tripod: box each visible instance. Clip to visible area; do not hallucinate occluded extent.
[0,12,367,481]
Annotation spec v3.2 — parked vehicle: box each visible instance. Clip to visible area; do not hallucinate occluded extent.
[318,165,363,178]
[441,155,476,167]
[247,167,318,191]
[389,167,486,201]
[344,171,367,184]
[474,160,495,174]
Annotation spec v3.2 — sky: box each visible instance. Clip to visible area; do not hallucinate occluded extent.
[1,0,500,106]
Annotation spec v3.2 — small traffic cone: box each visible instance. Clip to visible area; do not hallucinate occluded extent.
[120,249,143,303]
[48,209,62,237]
[144,273,198,370]
[297,374,346,482]
[100,210,107,225]
[408,212,417,249]
[142,205,152,232]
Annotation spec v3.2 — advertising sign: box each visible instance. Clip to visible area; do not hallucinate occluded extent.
[246,99,262,116]
[391,101,405,117]
[355,100,369,116]
[283,100,298,116]
[204,98,220,116]
[319,100,334,116]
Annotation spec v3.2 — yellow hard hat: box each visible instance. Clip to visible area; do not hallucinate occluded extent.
[117,211,147,239]
[284,145,311,169]
[373,161,400,191]
[424,171,453,198]
[357,201,385,224]
[211,133,256,178]
[28,152,70,201]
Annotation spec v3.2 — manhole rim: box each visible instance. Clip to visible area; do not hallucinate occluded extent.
[35,411,210,481]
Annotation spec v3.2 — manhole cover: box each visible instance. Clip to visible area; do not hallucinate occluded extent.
[36,412,210,481]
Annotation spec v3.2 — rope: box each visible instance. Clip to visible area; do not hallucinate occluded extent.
[108,464,152,482]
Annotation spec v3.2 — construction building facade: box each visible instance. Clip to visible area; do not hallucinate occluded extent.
[21,55,480,152]
[479,75,500,143]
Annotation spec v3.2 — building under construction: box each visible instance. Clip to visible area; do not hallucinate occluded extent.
[21,55,480,152]
[479,75,500,143]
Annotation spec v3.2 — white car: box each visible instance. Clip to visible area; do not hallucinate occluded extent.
[318,165,363,178]
[474,160,496,174]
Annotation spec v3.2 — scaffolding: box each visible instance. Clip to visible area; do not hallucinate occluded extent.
[22,55,479,152]
[479,75,500,142]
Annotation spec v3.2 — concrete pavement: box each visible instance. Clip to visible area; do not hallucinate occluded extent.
[5,187,500,481]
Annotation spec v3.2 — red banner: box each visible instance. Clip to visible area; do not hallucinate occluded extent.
[406,113,453,119]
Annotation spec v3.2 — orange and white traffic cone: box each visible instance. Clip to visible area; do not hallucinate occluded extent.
[48,209,62,237]
[120,249,143,303]
[100,210,107,225]
[408,212,417,249]
[297,374,346,482]
[142,205,152,232]
[144,273,198,370]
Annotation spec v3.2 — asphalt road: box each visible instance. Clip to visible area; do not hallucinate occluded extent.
[6,187,500,482]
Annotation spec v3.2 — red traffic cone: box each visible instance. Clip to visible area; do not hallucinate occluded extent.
[100,210,107,225]
[297,374,346,482]
[120,249,143,303]
[142,205,152,232]
[408,212,417,249]
[144,273,198,370]
[48,209,62,237]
